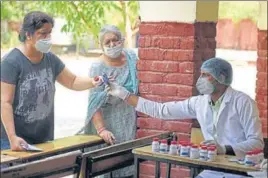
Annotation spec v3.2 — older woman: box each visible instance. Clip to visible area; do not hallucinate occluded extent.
[82,25,138,178]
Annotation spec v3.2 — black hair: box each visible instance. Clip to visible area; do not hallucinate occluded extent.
[18,11,54,42]
[138,16,141,20]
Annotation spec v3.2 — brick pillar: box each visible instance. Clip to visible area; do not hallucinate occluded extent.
[256,30,267,138]
[256,1,267,139]
[137,1,218,177]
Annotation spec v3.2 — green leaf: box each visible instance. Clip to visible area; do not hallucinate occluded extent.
[1,1,140,46]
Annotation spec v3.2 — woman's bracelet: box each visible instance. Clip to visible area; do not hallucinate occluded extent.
[97,127,106,135]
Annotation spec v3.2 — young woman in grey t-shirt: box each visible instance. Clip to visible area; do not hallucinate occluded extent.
[0,11,103,151]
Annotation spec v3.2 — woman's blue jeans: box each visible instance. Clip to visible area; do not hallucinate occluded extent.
[1,138,10,150]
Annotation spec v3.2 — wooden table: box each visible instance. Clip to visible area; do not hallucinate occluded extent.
[1,135,103,166]
[132,146,260,178]
[1,155,19,165]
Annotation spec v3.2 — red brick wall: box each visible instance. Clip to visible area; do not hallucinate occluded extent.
[139,161,190,178]
[216,19,258,50]
[256,30,268,138]
[237,19,258,50]
[136,22,216,178]
[216,19,237,49]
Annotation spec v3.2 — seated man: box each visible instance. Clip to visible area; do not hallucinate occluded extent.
[108,57,265,178]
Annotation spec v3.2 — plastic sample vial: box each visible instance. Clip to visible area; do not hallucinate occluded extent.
[180,143,189,157]
[190,144,199,159]
[169,141,178,155]
[160,139,168,154]
[207,146,217,162]
[178,141,187,155]
[199,145,208,161]
[152,137,160,153]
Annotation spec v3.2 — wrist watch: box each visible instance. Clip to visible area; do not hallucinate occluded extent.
[225,145,235,155]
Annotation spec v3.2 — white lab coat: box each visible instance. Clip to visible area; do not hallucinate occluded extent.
[136,86,264,177]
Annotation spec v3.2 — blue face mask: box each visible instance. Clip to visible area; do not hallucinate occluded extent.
[103,43,123,59]
[196,77,216,95]
[35,38,52,53]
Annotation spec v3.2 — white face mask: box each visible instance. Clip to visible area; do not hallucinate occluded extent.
[103,43,123,59]
[35,38,52,53]
[196,77,216,95]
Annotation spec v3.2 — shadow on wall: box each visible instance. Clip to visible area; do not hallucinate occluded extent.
[216,19,257,50]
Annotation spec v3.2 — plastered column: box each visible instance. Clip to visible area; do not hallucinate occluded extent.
[256,1,267,138]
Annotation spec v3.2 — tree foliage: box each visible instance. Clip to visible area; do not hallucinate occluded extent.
[1,1,32,21]
[219,1,259,23]
[1,1,139,40]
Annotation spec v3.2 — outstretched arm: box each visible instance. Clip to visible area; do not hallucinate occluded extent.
[56,68,103,91]
[108,82,198,120]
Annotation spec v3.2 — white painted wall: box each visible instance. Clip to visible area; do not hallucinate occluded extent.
[140,1,196,23]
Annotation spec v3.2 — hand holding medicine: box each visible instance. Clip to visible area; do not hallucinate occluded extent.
[94,73,116,87]
[201,140,226,155]
[93,76,104,87]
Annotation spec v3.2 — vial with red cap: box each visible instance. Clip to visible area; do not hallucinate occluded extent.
[169,141,178,155]
[180,142,189,157]
[177,141,187,155]
[160,139,168,154]
[152,137,160,153]
[190,144,199,159]
[199,145,208,161]
[207,146,217,161]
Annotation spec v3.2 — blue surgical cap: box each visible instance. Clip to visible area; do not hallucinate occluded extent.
[200,57,233,86]
[99,25,122,44]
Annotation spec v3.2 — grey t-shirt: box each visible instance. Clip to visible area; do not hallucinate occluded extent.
[1,48,65,144]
